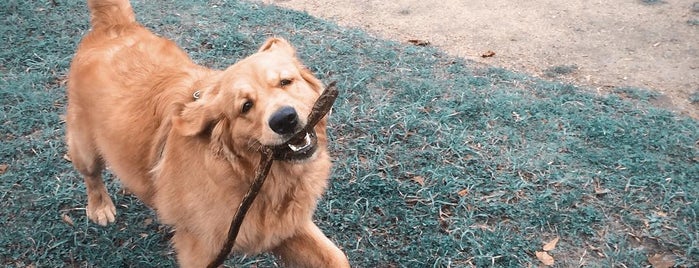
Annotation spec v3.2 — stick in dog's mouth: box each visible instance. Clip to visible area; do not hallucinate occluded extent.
[272,129,318,161]
[270,81,338,161]
[287,132,314,152]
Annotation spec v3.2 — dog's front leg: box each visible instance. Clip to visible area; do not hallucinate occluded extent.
[172,229,221,268]
[272,221,350,268]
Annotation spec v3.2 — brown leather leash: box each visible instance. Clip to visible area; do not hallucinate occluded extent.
[207,82,339,268]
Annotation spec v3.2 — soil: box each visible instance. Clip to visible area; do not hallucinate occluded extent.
[269,0,699,119]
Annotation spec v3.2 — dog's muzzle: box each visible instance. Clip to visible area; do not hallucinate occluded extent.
[267,81,338,162]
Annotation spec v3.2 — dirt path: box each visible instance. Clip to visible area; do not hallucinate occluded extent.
[270,0,699,118]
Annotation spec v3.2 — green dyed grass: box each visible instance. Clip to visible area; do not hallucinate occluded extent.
[1,0,697,267]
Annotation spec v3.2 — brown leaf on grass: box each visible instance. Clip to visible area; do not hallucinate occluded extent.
[411,176,425,186]
[61,214,74,226]
[595,178,612,195]
[648,253,675,268]
[457,188,469,197]
[470,224,493,231]
[543,237,559,251]
[407,39,430,46]
[587,244,606,258]
[536,251,555,266]
[359,156,368,164]
[0,164,8,175]
[594,187,611,195]
[481,50,496,58]
[594,181,611,195]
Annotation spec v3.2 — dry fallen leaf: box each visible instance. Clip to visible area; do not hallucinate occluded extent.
[588,244,606,258]
[0,164,8,175]
[481,50,496,58]
[61,214,74,226]
[411,176,425,186]
[470,224,493,231]
[648,253,675,268]
[594,187,611,195]
[457,188,469,197]
[359,156,368,164]
[543,237,559,251]
[536,251,555,266]
[407,39,430,46]
[594,181,611,195]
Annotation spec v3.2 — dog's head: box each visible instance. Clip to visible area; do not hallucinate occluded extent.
[173,38,326,161]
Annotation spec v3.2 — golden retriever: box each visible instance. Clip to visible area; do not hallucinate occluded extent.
[66,0,349,267]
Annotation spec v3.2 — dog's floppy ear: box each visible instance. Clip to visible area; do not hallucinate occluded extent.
[173,103,213,136]
[258,37,296,56]
[300,67,324,94]
[172,90,225,137]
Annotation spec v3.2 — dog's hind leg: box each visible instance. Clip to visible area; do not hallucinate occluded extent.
[66,125,116,226]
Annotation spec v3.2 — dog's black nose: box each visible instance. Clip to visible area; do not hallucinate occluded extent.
[269,106,299,135]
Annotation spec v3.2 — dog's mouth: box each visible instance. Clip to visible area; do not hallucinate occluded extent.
[265,81,338,162]
[271,129,318,161]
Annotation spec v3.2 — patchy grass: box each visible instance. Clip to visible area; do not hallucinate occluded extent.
[690,91,699,104]
[1,0,698,267]
[543,64,578,78]
[613,87,661,101]
[639,0,665,5]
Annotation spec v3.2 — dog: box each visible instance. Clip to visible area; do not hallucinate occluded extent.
[65,0,349,267]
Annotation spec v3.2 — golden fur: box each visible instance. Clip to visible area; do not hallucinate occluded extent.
[66,0,349,267]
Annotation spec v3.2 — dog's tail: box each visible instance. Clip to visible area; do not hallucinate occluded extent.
[87,0,135,28]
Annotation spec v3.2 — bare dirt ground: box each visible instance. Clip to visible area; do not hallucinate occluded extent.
[270,0,699,119]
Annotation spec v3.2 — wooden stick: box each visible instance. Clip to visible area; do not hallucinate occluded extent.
[306,81,338,128]
[207,147,273,268]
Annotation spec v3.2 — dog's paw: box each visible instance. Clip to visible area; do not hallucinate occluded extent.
[86,195,116,226]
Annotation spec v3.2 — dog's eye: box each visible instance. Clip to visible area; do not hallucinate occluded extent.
[280,79,293,87]
[241,101,254,114]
